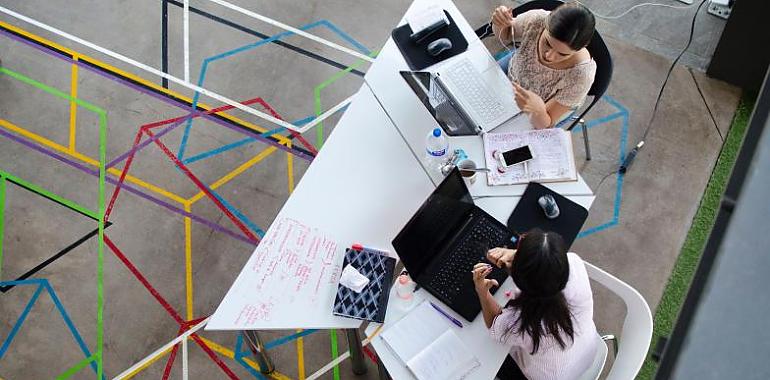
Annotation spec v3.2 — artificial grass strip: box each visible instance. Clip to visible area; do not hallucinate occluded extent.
[637,92,756,379]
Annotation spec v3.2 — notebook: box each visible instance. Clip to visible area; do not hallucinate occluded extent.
[381,301,481,380]
[483,129,577,185]
[332,247,396,323]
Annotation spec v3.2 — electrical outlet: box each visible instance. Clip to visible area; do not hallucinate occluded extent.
[707,0,732,19]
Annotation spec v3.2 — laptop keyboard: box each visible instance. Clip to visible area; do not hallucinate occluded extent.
[443,58,507,124]
[428,215,510,301]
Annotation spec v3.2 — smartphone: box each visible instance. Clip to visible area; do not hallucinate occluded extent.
[497,145,534,168]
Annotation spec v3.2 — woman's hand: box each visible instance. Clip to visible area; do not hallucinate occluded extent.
[491,6,513,29]
[472,263,499,294]
[513,82,547,115]
[487,247,515,269]
[513,82,551,128]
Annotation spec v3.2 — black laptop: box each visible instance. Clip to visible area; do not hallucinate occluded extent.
[392,168,515,321]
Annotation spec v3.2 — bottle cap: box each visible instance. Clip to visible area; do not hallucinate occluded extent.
[433,128,441,137]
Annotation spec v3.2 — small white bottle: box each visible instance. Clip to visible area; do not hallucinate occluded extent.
[425,128,448,173]
[394,274,416,309]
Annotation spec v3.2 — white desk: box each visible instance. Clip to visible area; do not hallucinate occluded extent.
[364,0,594,198]
[208,85,435,331]
[362,0,594,379]
[211,0,595,378]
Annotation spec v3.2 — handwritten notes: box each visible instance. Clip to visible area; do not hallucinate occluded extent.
[208,217,352,330]
[483,129,577,186]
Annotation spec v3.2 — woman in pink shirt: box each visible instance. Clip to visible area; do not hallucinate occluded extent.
[472,229,598,380]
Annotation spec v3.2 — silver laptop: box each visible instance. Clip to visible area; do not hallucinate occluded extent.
[400,55,521,136]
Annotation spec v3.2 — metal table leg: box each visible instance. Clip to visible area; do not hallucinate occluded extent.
[345,328,368,375]
[377,356,392,380]
[242,330,275,374]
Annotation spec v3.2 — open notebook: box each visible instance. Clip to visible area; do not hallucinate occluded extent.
[381,301,480,380]
[483,129,577,186]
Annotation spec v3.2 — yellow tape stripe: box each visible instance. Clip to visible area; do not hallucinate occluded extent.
[187,146,278,204]
[0,20,293,145]
[296,329,305,380]
[120,347,173,380]
[287,141,295,194]
[0,119,187,204]
[184,202,194,321]
[68,58,78,152]
[197,337,292,380]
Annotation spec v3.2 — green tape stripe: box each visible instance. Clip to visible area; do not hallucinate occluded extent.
[1,66,107,379]
[0,67,104,116]
[313,50,379,149]
[0,170,98,220]
[329,329,340,380]
[0,175,6,280]
[55,353,97,380]
[96,112,107,380]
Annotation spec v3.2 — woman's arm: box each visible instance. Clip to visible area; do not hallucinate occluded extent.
[472,263,503,328]
[514,83,572,129]
[478,289,503,328]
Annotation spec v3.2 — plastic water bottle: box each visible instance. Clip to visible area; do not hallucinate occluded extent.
[395,274,416,309]
[425,128,448,173]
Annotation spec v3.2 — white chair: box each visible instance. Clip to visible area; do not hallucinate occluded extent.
[583,262,654,380]
[577,334,609,380]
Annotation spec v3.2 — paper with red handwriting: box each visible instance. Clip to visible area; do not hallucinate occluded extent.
[207,217,358,330]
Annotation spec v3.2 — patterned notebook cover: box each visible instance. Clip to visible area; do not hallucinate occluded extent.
[332,248,396,323]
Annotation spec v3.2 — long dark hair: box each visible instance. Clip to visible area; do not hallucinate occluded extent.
[547,2,595,50]
[505,229,574,354]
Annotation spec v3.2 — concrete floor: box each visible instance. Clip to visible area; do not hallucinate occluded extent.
[0,0,739,379]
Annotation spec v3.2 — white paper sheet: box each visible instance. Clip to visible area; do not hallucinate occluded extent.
[207,217,348,330]
[483,129,577,185]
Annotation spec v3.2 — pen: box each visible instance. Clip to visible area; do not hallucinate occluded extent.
[429,301,463,328]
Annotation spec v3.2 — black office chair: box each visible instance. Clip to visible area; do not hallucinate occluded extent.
[475,0,613,161]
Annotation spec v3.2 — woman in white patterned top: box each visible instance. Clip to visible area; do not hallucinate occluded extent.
[490,2,597,129]
[472,229,598,380]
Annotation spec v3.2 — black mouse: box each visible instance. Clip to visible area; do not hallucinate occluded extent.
[426,38,452,56]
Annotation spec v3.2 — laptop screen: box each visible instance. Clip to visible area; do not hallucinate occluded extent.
[392,168,474,277]
[399,71,479,136]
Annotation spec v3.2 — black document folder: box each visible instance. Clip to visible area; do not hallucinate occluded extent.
[392,10,469,70]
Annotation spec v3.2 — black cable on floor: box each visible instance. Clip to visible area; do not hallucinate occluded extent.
[689,67,725,143]
[640,0,709,143]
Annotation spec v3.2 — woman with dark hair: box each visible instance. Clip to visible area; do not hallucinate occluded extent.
[490,2,596,129]
[472,229,597,380]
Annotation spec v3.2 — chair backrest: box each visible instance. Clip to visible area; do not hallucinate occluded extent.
[577,334,609,380]
[511,0,563,16]
[584,262,653,380]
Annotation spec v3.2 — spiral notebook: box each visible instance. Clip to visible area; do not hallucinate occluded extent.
[483,129,577,185]
[332,247,396,323]
[381,301,481,380]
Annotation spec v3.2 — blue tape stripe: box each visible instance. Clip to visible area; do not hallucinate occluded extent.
[210,190,265,238]
[264,329,318,350]
[316,20,371,54]
[177,19,363,160]
[44,281,100,377]
[576,96,630,239]
[234,334,267,379]
[0,283,45,359]
[235,355,267,379]
[183,116,315,165]
[182,137,256,165]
